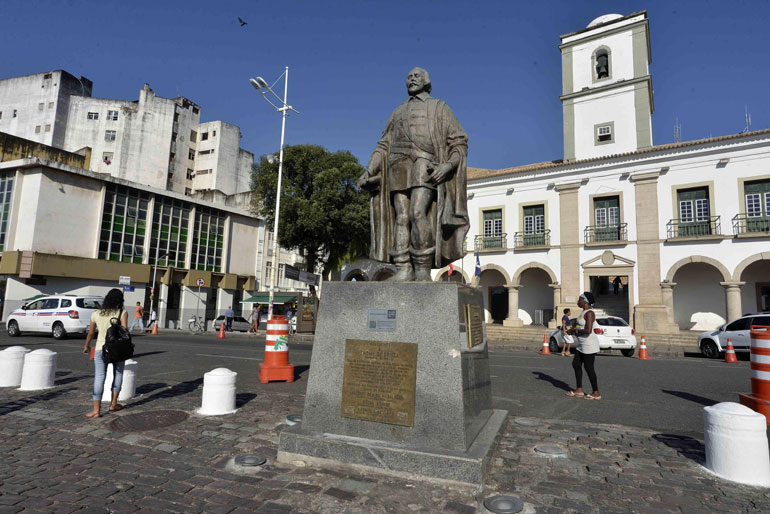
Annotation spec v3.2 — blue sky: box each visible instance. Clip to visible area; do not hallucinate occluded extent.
[2,0,769,169]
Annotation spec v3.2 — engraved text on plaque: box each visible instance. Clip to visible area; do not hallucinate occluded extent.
[465,304,484,348]
[341,339,418,427]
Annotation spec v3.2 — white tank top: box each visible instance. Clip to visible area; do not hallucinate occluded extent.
[577,308,601,354]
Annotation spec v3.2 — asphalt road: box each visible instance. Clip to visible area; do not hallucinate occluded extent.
[0,330,753,438]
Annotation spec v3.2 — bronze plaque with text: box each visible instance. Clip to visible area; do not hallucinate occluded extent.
[341,339,418,427]
[466,304,484,348]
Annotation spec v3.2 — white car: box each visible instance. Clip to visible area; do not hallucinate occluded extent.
[7,295,103,340]
[548,315,637,357]
[697,313,770,359]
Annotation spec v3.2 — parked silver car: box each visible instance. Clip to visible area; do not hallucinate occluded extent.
[212,315,252,332]
[697,313,770,359]
[548,315,637,357]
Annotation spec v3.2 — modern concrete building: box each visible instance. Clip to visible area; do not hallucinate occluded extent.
[0,132,308,329]
[0,71,254,196]
[343,11,770,338]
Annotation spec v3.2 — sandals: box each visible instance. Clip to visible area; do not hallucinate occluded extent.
[109,404,124,412]
[565,391,584,398]
[584,394,602,401]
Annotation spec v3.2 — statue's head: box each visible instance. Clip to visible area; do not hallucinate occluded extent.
[406,67,431,96]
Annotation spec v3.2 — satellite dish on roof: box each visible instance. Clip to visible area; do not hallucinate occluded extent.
[587,14,623,28]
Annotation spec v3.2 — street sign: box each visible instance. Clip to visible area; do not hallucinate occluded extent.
[298,270,320,286]
[284,264,300,281]
[123,285,135,292]
[196,278,205,287]
[119,276,131,286]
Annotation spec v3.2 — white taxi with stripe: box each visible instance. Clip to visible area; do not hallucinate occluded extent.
[7,295,103,340]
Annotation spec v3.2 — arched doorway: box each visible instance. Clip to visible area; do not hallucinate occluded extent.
[479,267,508,324]
[344,269,368,282]
[435,269,468,284]
[739,258,770,313]
[672,262,727,329]
[518,267,554,326]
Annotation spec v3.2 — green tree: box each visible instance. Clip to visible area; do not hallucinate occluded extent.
[251,144,370,276]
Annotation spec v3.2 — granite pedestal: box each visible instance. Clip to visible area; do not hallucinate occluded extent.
[277,282,507,485]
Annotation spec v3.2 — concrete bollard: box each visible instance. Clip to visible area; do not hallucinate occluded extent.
[704,402,770,486]
[19,349,57,391]
[101,360,138,402]
[0,346,30,387]
[198,368,238,415]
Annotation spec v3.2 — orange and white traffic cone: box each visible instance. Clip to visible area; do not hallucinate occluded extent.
[259,316,295,383]
[740,326,770,425]
[541,333,551,355]
[725,338,738,363]
[638,336,650,360]
[218,321,226,339]
[151,322,159,335]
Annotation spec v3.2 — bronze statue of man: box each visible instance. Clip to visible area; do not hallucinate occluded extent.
[357,67,469,281]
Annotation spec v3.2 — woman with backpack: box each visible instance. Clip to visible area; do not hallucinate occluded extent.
[82,288,129,418]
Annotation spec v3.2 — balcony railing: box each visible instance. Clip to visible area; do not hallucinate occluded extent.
[584,223,628,244]
[474,234,507,250]
[732,213,770,235]
[666,216,721,238]
[513,230,551,248]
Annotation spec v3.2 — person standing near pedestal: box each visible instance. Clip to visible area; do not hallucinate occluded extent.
[224,305,234,332]
[357,67,469,281]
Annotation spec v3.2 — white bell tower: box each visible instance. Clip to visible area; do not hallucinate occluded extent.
[559,11,653,161]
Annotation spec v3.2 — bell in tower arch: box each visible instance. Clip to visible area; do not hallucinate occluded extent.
[596,52,609,79]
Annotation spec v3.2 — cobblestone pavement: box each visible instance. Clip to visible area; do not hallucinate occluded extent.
[1,368,769,513]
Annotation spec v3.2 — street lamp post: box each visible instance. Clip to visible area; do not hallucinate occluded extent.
[250,67,299,321]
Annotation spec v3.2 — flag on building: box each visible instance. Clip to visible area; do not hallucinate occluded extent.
[448,263,454,276]
[475,253,481,276]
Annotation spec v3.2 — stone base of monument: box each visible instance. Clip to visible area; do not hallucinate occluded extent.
[277,281,508,486]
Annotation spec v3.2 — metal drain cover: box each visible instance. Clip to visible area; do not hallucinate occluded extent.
[109,409,188,432]
[514,418,540,426]
[534,444,568,457]
[235,454,266,467]
[483,495,524,513]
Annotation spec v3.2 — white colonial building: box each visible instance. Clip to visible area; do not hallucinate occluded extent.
[0,71,253,196]
[343,11,770,337]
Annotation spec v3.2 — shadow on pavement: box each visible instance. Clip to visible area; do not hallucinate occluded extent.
[652,433,706,465]
[236,392,257,408]
[0,387,77,416]
[132,351,166,359]
[661,389,717,406]
[135,382,167,395]
[54,375,89,386]
[532,371,571,392]
[294,365,310,380]
[126,377,203,409]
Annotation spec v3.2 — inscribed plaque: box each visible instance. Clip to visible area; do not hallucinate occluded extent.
[465,304,484,348]
[341,339,417,427]
[367,309,397,331]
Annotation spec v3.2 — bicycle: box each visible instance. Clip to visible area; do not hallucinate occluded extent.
[188,314,205,334]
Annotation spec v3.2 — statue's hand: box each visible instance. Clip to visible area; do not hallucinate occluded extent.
[428,162,453,185]
[357,171,379,191]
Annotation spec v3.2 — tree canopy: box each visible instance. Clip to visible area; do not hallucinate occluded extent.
[251,144,370,275]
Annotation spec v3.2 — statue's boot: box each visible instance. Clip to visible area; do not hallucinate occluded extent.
[411,246,435,281]
[388,250,414,282]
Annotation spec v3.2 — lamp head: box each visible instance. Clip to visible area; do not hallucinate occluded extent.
[249,78,262,91]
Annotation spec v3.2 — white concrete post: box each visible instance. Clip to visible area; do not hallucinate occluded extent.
[198,368,238,415]
[703,402,770,486]
[0,346,30,387]
[19,349,57,391]
[101,359,138,402]
[720,282,745,324]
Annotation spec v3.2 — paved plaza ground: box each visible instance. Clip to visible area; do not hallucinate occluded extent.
[1,331,769,513]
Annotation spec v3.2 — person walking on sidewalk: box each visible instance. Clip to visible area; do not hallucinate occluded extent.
[146,308,157,332]
[129,302,144,333]
[560,308,574,356]
[247,304,259,334]
[82,288,129,418]
[224,306,234,332]
[613,276,622,295]
[565,292,602,400]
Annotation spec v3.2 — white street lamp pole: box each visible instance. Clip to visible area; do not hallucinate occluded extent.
[250,67,297,322]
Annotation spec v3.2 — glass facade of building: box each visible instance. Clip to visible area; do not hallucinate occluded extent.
[149,198,190,268]
[0,175,13,254]
[98,184,149,262]
[191,207,226,272]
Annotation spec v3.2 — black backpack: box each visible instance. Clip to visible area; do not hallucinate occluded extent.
[102,308,134,364]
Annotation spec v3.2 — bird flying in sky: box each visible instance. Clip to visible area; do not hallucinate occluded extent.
[238,17,248,27]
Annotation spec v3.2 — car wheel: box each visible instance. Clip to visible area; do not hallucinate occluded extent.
[549,337,560,353]
[7,320,20,337]
[701,339,720,359]
[621,348,635,357]
[52,322,67,340]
